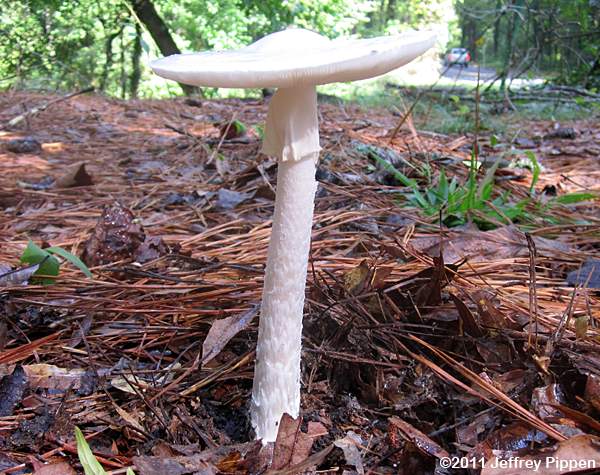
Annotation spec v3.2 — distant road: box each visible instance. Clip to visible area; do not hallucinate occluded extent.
[442,64,497,82]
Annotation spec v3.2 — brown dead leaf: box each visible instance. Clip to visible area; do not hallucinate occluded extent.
[532,384,567,420]
[33,461,77,475]
[343,260,370,295]
[0,365,28,417]
[113,402,144,432]
[54,162,93,188]
[492,369,529,394]
[470,422,548,460]
[482,434,600,475]
[202,306,258,366]
[0,262,41,286]
[388,416,449,459]
[472,290,519,330]
[411,225,571,263]
[371,266,393,290]
[585,374,600,412]
[414,255,450,309]
[333,431,365,475]
[215,451,242,473]
[19,364,85,391]
[134,455,214,475]
[134,236,169,264]
[271,414,328,471]
[456,411,497,446]
[552,404,600,433]
[266,445,334,475]
[271,414,302,470]
[450,293,484,337]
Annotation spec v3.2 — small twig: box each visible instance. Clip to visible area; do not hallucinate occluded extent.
[2,87,94,129]
[525,233,539,350]
[544,286,579,359]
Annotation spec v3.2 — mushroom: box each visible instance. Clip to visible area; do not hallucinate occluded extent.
[151,28,436,443]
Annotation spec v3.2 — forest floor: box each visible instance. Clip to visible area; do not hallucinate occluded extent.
[0,90,599,475]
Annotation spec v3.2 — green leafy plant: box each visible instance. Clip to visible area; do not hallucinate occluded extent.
[20,240,92,284]
[75,427,135,475]
[393,152,529,229]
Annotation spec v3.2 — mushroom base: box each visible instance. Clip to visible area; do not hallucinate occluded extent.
[251,154,318,443]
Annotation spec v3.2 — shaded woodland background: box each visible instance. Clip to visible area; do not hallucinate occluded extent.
[1,0,599,99]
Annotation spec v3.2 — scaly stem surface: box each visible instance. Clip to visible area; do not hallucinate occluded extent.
[251,85,319,442]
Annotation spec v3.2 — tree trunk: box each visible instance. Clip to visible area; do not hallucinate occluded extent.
[500,2,518,92]
[492,0,502,56]
[120,29,127,99]
[99,29,121,92]
[129,0,197,96]
[130,23,143,98]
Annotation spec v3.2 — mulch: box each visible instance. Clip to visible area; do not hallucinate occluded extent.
[0,89,599,474]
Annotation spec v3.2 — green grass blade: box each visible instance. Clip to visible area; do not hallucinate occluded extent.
[552,192,597,205]
[524,150,541,195]
[371,154,418,188]
[438,168,449,200]
[478,156,502,202]
[75,427,107,475]
[46,246,92,278]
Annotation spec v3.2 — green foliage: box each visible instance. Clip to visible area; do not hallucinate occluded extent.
[2,0,598,95]
[232,119,246,135]
[0,0,380,97]
[454,0,600,86]
[20,241,60,284]
[386,152,530,229]
[523,150,540,195]
[550,193,597,206]
[75,426,136,475]
[20,240,92,284]
[75,427,107,475]
[0,0,129,92]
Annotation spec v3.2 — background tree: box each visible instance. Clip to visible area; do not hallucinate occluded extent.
[1,0,598,97]
[128,0,195,95]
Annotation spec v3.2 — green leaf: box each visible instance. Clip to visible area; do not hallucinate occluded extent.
[437,168,449,200]
[46,246,92,278]
[232,119,246,135]
[478,156,502,202]
[458,104,470,115]
[552,192,597,205]
[524,150,541,195]
[490,135,498,147]
[252,124,265,139]
[20,240,60,284]
[370,154,418,188]
[75,427,107,475]
[126,468,136,475]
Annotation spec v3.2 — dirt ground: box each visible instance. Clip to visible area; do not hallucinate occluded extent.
[0,90,599,475]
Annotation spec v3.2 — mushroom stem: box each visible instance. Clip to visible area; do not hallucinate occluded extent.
[251,86,319,443]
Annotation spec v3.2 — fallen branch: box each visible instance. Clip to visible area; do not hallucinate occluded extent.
[2,86,94,129]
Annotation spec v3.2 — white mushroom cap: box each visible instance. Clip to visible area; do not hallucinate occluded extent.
[151,28,437,89]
